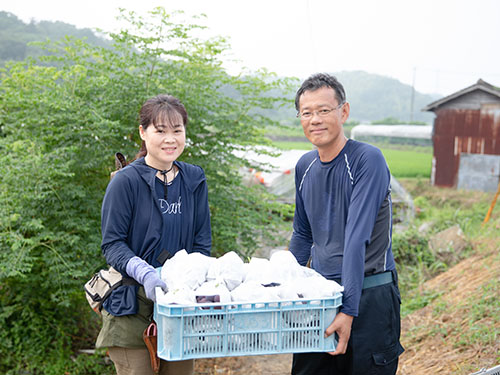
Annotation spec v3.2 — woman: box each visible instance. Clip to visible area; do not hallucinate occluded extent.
[96,94,211,375]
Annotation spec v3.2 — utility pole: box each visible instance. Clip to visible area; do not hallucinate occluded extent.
[410,67,416,123]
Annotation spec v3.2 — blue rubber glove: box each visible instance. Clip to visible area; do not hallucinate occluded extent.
[126,256,167,302]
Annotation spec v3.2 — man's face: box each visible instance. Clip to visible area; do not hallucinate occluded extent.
[298,86,350,158]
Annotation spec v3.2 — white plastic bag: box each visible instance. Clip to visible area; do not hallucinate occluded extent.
[230,280,280,306]
[207,251,245,291]
[195,279,232,304]
[243,257,276,285]
[269,250,305,283]
[291,275,344,299]
[156,286,196,305]
[161,250,214,290]
[276,283,300,300]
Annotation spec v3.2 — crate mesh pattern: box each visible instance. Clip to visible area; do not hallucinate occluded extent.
[155,295,342,360]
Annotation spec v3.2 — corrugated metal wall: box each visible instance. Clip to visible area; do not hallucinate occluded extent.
[432,105,500,187]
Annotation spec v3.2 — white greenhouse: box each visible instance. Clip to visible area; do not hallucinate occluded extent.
[350,124,433,146]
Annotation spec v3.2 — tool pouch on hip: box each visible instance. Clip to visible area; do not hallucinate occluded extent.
[84,266,124,314]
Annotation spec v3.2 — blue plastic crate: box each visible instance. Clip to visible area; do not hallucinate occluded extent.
[154,294,342,360]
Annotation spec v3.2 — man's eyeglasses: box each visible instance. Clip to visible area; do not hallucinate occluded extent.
[297,102,345,119]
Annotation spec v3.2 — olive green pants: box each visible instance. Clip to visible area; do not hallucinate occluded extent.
[108,347,194,375]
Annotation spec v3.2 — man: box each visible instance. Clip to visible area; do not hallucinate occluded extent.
[289,73,404,375]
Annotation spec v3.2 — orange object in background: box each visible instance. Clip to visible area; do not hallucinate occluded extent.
[254,171,265,184]
[483,181,500,224]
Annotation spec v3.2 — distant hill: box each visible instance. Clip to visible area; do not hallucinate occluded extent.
[0,11,440,124]
[334,70,439,123]
[263,70,440,125]
[0,11,109,62]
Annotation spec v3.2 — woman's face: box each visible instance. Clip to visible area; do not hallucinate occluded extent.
[139,112,186,170]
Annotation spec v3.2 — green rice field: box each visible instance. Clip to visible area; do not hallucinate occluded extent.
[380,148,432,178]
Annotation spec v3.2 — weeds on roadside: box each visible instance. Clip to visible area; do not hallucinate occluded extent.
[394,178,496,316]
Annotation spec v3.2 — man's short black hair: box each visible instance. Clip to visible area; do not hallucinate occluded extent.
[295,73,346,111]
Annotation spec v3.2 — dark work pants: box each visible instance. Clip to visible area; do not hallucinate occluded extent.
[291,272,404,375]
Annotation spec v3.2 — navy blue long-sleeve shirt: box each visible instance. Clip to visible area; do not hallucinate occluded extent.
[289,140,395,316]
[100,157,211,315]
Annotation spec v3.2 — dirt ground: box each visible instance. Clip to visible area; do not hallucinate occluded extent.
[397,246,499,374]
[195,354,292,375]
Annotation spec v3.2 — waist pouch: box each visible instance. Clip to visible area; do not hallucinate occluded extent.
[84,266,137,314]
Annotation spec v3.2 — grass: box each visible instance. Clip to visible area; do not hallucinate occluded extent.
[394,178,500,373]
[401,289,443,317]
[380,147,432,178]
[395,177,497,311]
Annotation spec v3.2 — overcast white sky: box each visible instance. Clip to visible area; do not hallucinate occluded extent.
[2,0,500,95]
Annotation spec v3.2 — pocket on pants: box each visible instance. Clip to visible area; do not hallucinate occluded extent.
[372,343,404,374]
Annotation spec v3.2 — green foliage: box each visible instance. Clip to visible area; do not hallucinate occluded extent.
[411,188,490,235]
[392,226,448,314]
[0,7,294,373]
[395,177,496,319]
[392,228,431,266]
